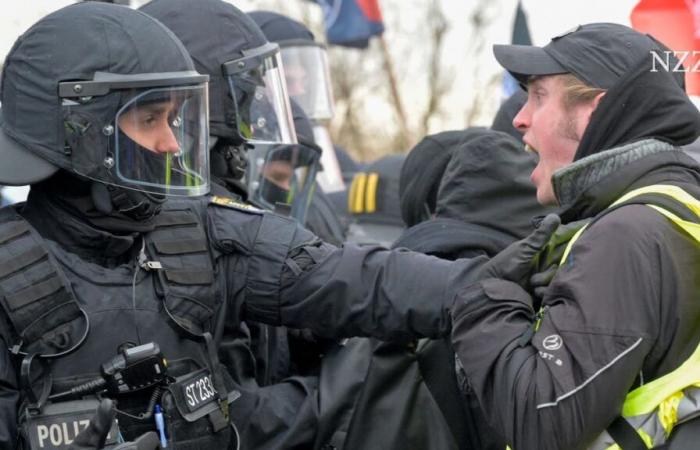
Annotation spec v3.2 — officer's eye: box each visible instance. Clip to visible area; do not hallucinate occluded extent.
[142,115,157,127]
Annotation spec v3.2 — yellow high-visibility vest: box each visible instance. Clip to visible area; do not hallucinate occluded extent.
[555,184,700,449]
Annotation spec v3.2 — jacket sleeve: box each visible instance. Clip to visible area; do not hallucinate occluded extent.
[249,238,487,342]
[451,206,667,450]
[209,204,486,342]
[0,337,19,450]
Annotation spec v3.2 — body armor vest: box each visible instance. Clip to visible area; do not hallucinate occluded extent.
[0,200,239,449]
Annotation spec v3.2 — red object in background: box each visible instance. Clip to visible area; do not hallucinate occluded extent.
[631,0,700,95]
[357,0,383,22]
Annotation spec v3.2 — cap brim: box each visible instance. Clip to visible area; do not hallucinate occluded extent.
[493,44,568,87]
[0,108,58,186]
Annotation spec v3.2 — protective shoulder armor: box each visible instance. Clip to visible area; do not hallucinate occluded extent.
[0,207,86,357]
[145,204,218,336]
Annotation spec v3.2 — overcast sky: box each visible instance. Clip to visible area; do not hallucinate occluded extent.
[0,0,639,68]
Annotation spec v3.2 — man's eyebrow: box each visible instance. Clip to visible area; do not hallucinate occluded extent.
[140,104,171,115]
[527,76,545,92]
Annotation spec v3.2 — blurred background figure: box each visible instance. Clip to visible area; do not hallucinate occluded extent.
[250,10,349,245]
[249,10,346,194]
[314,129,553,450]
[394,129,551,256]
[344,153,405,247]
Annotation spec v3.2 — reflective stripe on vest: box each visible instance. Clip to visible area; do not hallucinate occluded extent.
[557,184,700,449]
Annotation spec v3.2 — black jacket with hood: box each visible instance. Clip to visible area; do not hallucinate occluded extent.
[450,34,700,449]
[308,131,547,450]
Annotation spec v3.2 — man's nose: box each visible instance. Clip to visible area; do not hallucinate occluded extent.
[153,125,180,154]
[512,104,530,134]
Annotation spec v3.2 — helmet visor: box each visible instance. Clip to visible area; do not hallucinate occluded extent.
[226,44,297,145]
[113,85,209,196]
[249,142,320,222]
[280,43,335,121]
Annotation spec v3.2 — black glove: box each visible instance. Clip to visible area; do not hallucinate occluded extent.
[529,264,558,301]
[479,214,561,287]
[529,217,590,302]
[113,432,160,450]
[70,399,115,450]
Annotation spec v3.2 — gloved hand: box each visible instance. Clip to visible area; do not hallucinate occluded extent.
[113,432,160,450]
[529,217,591,301]
[529,264,558,301]
[70,398,161,450]
[70,399,115,450]
[479,214,561,287]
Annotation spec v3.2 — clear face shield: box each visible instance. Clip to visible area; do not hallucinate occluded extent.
[280,41,335,121]
[224,42,297,145]
[59,71,210,196]
[247,140,321,223]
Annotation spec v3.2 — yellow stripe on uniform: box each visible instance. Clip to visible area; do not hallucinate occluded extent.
[348,173,368,214]
[365,172,379,214]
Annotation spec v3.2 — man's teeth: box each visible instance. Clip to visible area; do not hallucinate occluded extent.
[524,144,535,153]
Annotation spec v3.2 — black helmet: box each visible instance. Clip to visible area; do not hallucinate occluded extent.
[141,0,297,146]
[0,2,210,197]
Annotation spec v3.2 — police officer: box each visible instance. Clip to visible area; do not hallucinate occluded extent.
[248,10,349,246]
[140,0,326,397]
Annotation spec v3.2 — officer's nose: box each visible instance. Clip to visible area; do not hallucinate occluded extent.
[153,125,180,154]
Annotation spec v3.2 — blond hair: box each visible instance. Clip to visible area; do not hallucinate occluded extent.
[560,74,606,110]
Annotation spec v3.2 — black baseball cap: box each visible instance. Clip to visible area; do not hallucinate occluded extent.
[494,23,666,90]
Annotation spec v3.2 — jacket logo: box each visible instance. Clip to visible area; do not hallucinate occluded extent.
[542,334,563,351]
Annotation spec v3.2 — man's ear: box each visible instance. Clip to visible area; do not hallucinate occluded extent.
[591,91,606,110]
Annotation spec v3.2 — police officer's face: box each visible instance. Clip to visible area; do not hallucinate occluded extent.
[284,65,308,97]
[262,160,293,190]
[118,100,181,154]
[513,75,599,205]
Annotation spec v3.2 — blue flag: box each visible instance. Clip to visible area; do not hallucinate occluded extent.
[312,0,385,48]
[503,1,532,98]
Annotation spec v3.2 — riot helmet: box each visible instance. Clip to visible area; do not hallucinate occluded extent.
[0,3,210,198]
[250,11,336,121]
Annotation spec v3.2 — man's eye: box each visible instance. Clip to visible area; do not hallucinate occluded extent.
[141,115,157,127]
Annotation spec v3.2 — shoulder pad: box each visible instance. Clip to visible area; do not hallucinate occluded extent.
[208,195,264,214]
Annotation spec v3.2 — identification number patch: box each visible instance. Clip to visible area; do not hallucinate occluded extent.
[181,370,218,413]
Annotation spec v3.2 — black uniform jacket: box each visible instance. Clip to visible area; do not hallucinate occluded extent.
[0,185,483,450]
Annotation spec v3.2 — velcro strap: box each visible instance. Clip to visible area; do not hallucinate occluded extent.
[6,276,63,312]
[607,416,648,450]
[165,269,215,285]
[0,221,29,245]
[0,246,47,279]
[155,211,198,227]
[22,301,82,345]
[154,238,208,255]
